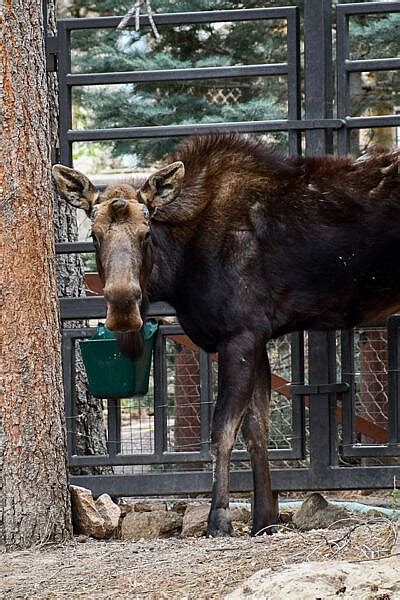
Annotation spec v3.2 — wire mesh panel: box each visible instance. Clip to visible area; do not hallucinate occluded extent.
[356,328,389,442]
[340,318,400,462]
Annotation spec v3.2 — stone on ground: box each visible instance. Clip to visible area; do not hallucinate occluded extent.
[70,485,106,539]
[293,493,353,531]
[121,510,183,540]
[172,500,188,514]
[118,500,167,517]
[134,501,167,513]
[95,493,121,537]
[181,504,251,538]
[226,558,400,599]
[181,504,209,538]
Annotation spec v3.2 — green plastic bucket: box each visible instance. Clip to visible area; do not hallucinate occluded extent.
[79,320,158,398]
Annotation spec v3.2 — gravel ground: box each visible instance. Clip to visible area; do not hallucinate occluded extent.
[1,521,397,599]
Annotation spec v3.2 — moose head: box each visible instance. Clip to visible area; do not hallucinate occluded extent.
[52,161,185,355]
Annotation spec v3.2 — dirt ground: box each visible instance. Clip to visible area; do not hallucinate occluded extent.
[1,521,397,599]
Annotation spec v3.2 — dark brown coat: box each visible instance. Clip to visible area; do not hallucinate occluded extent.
[53,134,400,536]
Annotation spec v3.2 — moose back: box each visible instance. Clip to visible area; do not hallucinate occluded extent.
[53,134,400,536]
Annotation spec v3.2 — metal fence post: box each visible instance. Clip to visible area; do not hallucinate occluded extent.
[304,0,334,155]
[304,0,338,478]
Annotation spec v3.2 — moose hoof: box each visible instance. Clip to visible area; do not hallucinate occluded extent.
[207,508,235,537]
[251,515,279,537]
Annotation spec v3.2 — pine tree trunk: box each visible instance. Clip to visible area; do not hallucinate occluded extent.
[0,4,5,543]
[45,0,110,474]
[1,0,72,548]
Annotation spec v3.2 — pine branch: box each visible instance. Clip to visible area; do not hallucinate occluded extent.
[117,0,160,40]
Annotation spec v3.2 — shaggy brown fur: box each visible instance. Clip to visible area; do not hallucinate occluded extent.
[53,133,400,538]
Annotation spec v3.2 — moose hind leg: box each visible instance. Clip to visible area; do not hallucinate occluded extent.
[241,349,278,536]
[207,333,258,537]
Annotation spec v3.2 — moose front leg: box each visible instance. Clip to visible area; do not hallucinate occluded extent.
[207,332,259,537]
[241,349,278,536]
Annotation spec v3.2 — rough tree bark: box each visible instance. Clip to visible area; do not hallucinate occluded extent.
[0,4,5,543]
[46,0,110,473]
[1,0,72,548]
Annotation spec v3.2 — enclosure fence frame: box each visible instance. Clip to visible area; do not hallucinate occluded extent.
[49,0,400,496]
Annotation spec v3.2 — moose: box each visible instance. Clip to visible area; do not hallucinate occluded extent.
[53,133,400,537]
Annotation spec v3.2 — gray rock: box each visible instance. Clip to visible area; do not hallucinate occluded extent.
[226,558,400,599]
[133,501,167,513]
[172,500,188,514]
[279,509,293,524]
[70,485,106,539]
[181,504,209,538]
[121,510,182,540]
[95,493,121,537]
[181,504,251,538]
[231,507,251,524]
[293,493,353,531]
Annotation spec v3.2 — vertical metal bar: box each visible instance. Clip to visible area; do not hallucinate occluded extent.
[388,317,400,444]
[308,332,337,472]
[42,0,48,37]
[57,21,73,165]
[287,7,302,156]
[107,398,121,456]
[290,332,306,458]
[153,331,168,455]
[62,333,75,458]
[336,5,350,155]
[199,350,212,457]
[304,0,337,474]
[341,329,355,448]
[304,0,334,155]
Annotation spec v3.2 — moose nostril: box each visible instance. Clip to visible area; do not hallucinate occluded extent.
[104,285,142,305]
[112,197,127,211]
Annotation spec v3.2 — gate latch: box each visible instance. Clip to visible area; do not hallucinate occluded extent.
[291,383,350,395]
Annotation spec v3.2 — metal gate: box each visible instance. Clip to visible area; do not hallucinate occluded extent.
[50,1,400,496]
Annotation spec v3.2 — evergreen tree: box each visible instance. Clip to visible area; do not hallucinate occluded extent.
[63,0,400,170]
[348,11,400,149]
[66,0,299,170]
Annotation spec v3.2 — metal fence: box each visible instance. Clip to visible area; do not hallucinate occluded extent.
[51,1,400,497]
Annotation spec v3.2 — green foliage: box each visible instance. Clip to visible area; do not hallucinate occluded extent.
[346,12,400,152]
[64,1,400,170]
[65,0,295,170]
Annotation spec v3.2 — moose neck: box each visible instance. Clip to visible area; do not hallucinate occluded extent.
[147,220,185,306]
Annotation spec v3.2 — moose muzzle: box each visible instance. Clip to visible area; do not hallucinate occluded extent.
[103,285,143,332]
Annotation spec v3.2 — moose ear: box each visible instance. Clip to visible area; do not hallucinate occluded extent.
[140,161,185,211]
[52,164,99,215]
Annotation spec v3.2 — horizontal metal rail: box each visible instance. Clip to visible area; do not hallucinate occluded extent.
[68,447,296,467]
[66,64,288,86]
[60,8,296,31]
[71,464,400,497]
[345,58,400,72]
[60,298,175,320]
[337,2,400,16]
[56,241,94,254]
[65,59,400,89]
[345,115,400,128]
[67,118,345,142]
[341,444,400,458]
